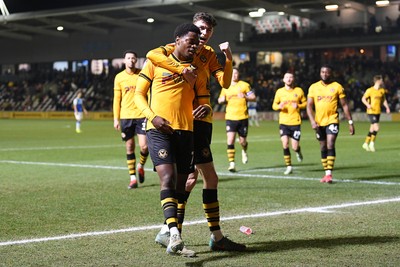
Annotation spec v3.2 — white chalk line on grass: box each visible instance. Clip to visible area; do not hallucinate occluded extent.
[1,196,399,247]
[0,145,120,152]
[0,160,126,170]
[1,160,399,186]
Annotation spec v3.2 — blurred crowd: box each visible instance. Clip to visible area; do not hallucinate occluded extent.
[1,56,399,113]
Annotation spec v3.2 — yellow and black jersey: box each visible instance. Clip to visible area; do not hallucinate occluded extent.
[219,80,251,121]
[272,86,306,125]
[113,69,144,120]
[146,44,232,124]
[363,87,387,115]
[307,81,346,126]
[134,55,209,131]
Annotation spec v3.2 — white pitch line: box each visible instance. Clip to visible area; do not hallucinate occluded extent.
[1,160,400,185]
[217,171,400,185]
[0,145,120,152]
[0,160,126,170]
[1,197,399,247]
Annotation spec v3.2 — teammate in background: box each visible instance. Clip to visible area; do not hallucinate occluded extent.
[218,68,256,172]
[307,65,355,183]
[73,90,88,133]
[248,96,260,127]
[361,75,390,152]
[272,72,306,175]
[134,23,212,257]
[113,50,149,189]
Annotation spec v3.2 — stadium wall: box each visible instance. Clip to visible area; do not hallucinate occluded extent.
[1,112,398,122]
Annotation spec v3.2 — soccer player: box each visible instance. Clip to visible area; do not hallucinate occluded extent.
[134,23,211,256]
[113,50,149,189]
[361,75,390,152]
[72,90,88,133]
[272,72,306,175]
[307,65,355,183]
[248,96,260,127]
[218,68,256,172]
[147,12,245,253]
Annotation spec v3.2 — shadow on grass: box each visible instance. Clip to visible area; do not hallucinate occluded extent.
[184,235,399,266]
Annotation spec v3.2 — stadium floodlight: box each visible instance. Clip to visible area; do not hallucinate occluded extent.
[325,4,339,11]
[376,0,390,6]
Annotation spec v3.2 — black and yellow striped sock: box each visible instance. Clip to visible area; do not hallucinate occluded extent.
[371,131,377,142]
[176,191,190,233]
[365,132,372,144]
[139,151,149,166]
[203,189,220,232]
[227,144,235,163]
[283,148,291,166]
[327,148,336,171]
[321,150,328,170]
[160,189,178,230]
[126,153,136,177]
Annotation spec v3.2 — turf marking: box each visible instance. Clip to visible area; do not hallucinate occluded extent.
[1,160,399,185]
[1,197,399,247]
[0,145,119,152]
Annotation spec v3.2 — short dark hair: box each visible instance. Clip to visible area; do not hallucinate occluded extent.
[373,75,383,82]
[193,12,217,27]
[321,64,333,71]
[174,23,201,39]
[123,50,137,58]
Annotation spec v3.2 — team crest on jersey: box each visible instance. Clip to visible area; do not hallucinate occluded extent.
[330,87,335,93]
[294,94,298,97]
[200,55,207,63]
[158,149,168,159]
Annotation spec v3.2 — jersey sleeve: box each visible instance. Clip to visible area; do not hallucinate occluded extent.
[298,88,307,109]
[113,73,122,120]
[338,83,346,98]
[272,89,281,111]
[134,60,157,122]
[146,44,186,74]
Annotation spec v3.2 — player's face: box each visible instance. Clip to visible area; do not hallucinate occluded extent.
[124,53,137,69]
[232,69,239,82]
[194,20,213,48]
[283,73,294,87]
[175,31,199,61]
[320,67,332,83]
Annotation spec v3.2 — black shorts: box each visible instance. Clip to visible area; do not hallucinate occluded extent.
[120,118,146,141]
[146,129,194,175]
[226,119,249,137]
[194,120,213,164]
[368,114,380,124]
[315,123,339,141]
[279,124,301,141]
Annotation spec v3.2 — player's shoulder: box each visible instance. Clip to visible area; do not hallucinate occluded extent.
[238,80,251,87]
[294,86,304,93]
[309,81,321,88]
[115,70,125,77]
[196,45,216,63]
[201,45,216,54]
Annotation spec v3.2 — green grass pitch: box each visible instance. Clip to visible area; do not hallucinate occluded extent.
[0,119,399,266]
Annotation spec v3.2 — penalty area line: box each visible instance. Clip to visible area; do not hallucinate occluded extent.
[1,196,399,247]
